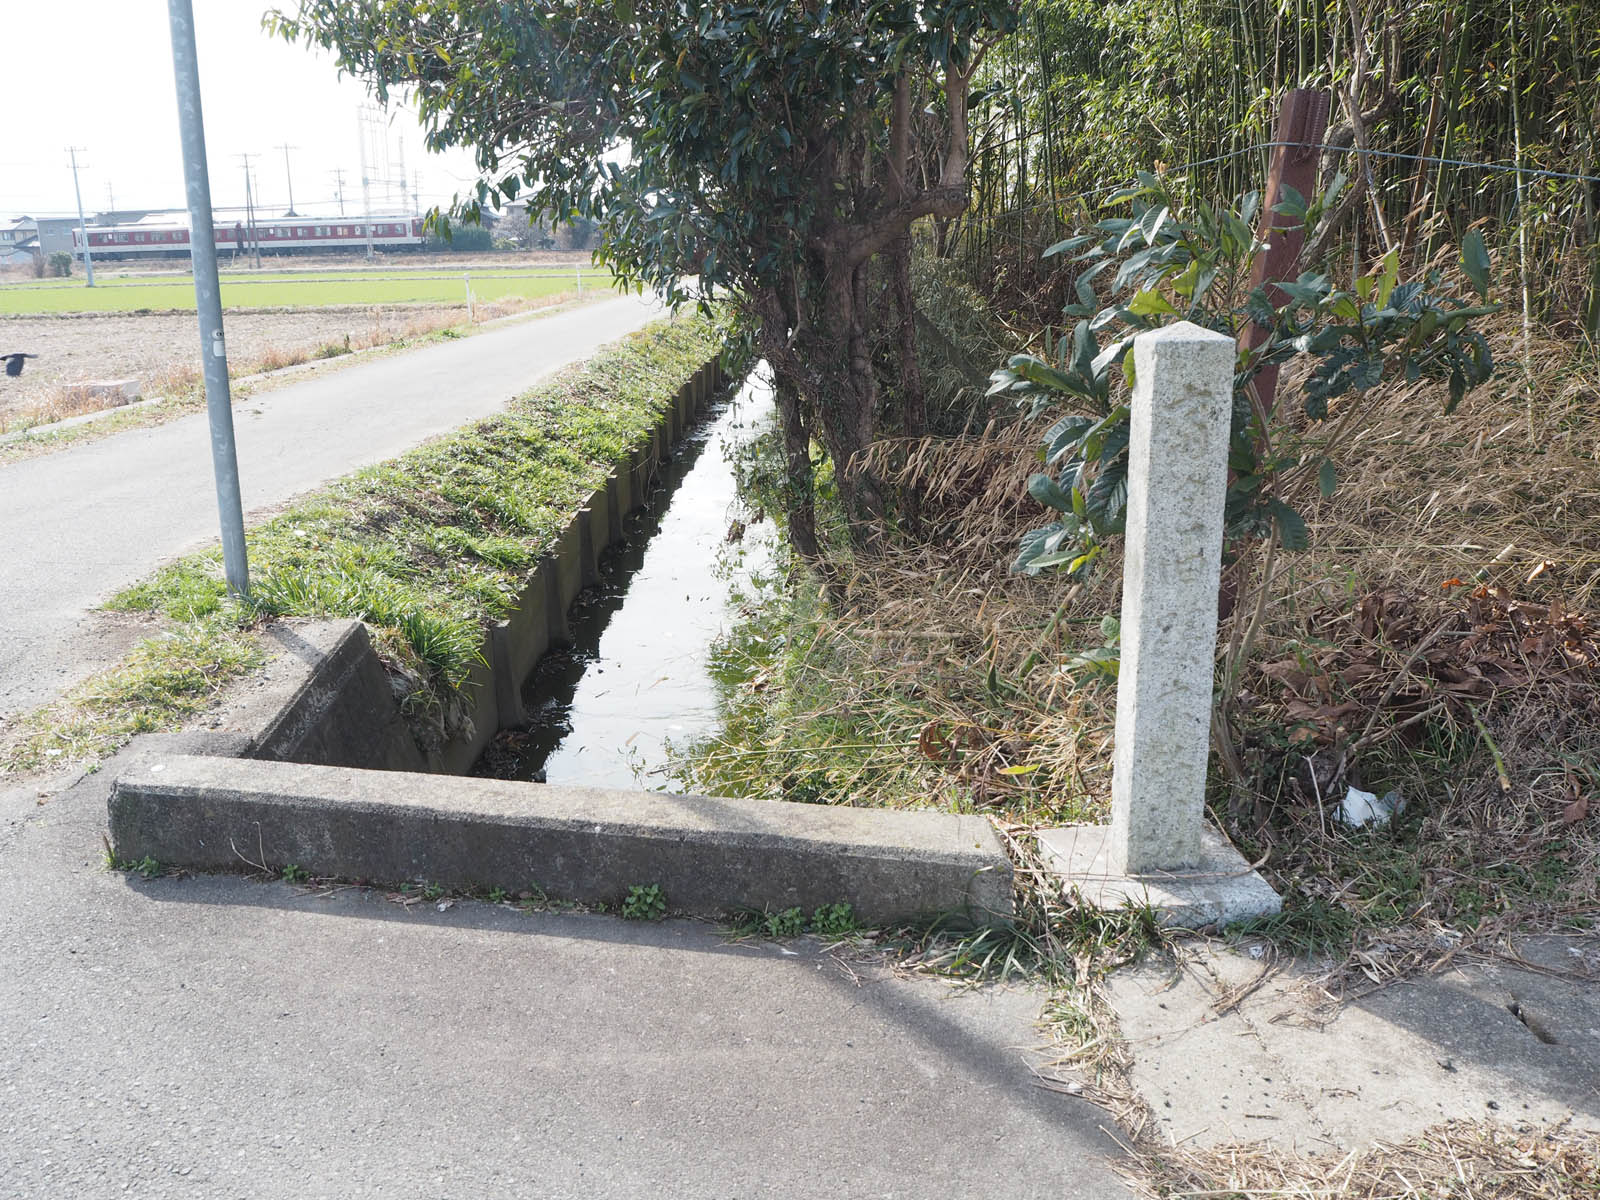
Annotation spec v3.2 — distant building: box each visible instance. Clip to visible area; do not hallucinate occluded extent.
[35,218,78,258]
[1,216,41,266]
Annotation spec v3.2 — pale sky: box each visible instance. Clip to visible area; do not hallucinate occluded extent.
[0,2,484,222]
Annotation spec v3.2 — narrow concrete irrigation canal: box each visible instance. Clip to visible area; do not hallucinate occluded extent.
[474,369,777,789]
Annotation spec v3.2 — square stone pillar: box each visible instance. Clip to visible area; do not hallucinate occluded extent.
[1110,321,1234,874]
[1038,321,1281,928]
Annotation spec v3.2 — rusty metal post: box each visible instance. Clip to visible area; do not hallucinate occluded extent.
[1241,89,1331,415]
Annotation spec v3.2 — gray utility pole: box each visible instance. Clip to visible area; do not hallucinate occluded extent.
[238,154,261,269]
[66,146,95,287]
[276,142,298,216]
[357,114,375,260]
[166,0,249,597]
[330,168,346,215]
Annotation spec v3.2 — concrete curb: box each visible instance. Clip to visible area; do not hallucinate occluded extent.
[108,755,1015,926]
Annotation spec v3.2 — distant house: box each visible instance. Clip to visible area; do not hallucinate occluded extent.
[35,217,77,258]
[1,216,41,266]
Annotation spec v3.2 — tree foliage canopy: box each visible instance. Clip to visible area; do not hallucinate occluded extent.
[272,0,1015,552]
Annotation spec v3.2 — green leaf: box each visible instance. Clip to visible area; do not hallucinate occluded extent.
[997,764,1040,776]
[1461,229,1491,299]
[1272,184,1308,221]
[1267,499,1309,551]
[1126,288,1178,317]
[1375,249,1400,309]
[1318,458,1337,498]
[1043,235,1092,259]
[1027,473,1074,513]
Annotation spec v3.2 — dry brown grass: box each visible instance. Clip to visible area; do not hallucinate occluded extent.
[0,363,204,435]
[1118,1118,1600,1199]
[750,311,1600,961]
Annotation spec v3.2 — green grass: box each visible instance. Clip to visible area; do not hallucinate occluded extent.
[1,617,265,774]
[111,315,722,703]
[0,267,608,314]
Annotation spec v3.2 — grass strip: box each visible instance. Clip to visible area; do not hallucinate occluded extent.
[2,312,726,776]
[2,619,265,775]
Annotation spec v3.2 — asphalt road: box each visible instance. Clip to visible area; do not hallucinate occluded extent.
[0,741,1132,1199]
[0,295,661,719]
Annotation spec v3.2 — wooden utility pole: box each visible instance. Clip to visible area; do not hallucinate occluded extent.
[1241,88,1331,416]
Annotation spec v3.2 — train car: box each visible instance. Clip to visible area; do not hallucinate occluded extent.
[73,214,426,259]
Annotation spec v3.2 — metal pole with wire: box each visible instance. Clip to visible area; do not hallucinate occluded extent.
[166,0,249,597]
[66,147,96,287]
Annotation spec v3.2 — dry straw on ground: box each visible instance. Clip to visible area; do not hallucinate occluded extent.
[788,312,1600,966]
[1117,1118,1600,1199]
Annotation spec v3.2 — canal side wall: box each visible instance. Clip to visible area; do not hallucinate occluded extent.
[103,355,1019,925]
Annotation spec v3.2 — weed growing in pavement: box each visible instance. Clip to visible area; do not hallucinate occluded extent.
[281,864,308,884]
[622,883,667,921]
[487,887,509,904]
[725,901,863,942]
[0,616,265,775]
[809,902,859,938]
[764,907,805,938]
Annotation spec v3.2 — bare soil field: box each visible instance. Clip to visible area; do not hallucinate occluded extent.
[0,307,458,415]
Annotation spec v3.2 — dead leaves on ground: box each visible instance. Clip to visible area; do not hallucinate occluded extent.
[1259,584,1600,750]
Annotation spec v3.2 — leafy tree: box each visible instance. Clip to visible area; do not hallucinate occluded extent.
[270,0,1016,556]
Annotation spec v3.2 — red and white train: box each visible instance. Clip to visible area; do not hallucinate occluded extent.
[73,214,427,259]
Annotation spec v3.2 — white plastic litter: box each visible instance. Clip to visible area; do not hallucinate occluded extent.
[1339,786,1406,827]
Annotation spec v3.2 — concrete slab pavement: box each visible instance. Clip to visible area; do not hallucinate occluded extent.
[1104,938,1600,1152]
[0,748,1133,1199]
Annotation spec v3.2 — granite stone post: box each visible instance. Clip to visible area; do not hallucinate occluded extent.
[1036,321,1281,927]
[1109,321,1233,874]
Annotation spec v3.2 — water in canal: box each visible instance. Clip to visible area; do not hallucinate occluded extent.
[473,369,777,790]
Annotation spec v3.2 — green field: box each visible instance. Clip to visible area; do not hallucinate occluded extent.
[0,267,609,315]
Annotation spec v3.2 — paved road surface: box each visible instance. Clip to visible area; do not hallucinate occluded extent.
[0,740,1132,1199]
[0,295,660,718]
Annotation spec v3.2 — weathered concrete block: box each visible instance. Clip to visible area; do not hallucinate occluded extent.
[613,458,634,519]
[577,508,600,589]
[499,561,552,688]
[541,553,571,646]
[552,522,583,608]
[433,646,498,775]
[108,756,1015,927]
[489,622,527,729]
[603,473,623,546]
[233,621,424,773]
[1037,825,1279,929]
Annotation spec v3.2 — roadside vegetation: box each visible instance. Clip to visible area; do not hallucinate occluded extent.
[26,0,1596,1187]
[0,314,724,774]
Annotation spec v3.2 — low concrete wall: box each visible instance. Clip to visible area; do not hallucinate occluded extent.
[108,755,1014,926]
